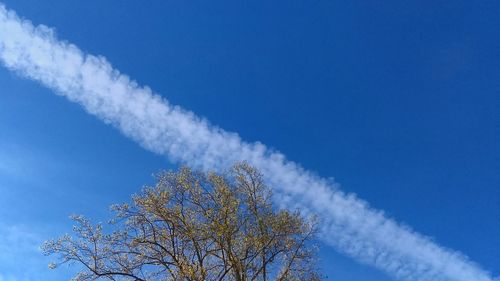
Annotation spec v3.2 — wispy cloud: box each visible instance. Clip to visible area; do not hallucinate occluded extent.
[0,3,496,281]
[0,142,48,180]
[0,222,80,281]
[0,140,71,189]
[0,223,54,281]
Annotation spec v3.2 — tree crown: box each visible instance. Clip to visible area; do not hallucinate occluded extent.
[43,163,321,281]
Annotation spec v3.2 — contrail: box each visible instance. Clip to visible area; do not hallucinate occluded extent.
[0,4,496,281]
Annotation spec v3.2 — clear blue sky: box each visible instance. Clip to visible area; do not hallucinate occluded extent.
[0,1,499,280]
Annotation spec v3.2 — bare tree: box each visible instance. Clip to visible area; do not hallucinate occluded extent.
[43,163,321,281]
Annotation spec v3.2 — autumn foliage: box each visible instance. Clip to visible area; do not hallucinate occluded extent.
[43,163,320,281]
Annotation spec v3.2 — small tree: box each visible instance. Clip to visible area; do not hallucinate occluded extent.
[43,163,321,281]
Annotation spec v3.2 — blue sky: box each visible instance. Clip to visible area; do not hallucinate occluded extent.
[0,1,499,280]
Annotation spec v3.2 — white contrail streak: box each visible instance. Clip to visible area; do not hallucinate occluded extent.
[0,4,496,281]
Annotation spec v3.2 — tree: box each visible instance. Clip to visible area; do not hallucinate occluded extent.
[43,163,321,281]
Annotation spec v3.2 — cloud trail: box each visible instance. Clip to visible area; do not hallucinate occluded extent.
[0,4,496,281]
